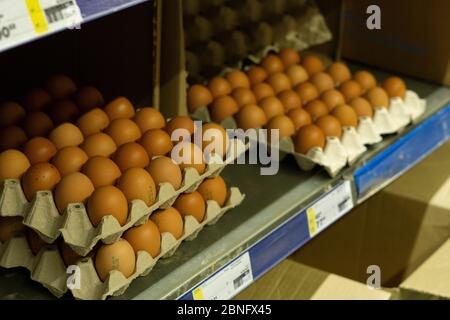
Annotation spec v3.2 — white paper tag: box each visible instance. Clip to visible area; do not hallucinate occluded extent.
[193,252,253,300]
[307,180,353,237]
[0,0,82,52]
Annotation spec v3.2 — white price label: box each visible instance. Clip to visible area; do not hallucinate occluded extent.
[193,252,253,300]
[307,180,353,237]
[0,0,82,52]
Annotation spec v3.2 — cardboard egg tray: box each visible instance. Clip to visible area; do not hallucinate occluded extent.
[192,90,426,177]
[0,138,247,256]
[0,187,245,300]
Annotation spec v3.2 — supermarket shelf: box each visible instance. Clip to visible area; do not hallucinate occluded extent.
[0,0,149,54]
[0,73,449,300]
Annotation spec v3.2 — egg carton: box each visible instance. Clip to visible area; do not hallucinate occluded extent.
[72,187,244,300]
[192,90,426,177]
[0,139,247,256]
[0,187,245,299]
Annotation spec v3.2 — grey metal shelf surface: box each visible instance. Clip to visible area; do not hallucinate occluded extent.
[0,70,449,300]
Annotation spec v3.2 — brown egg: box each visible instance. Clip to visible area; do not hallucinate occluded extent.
[113,142,150,172]
[261,54,285,74]
[226,70,250,89]
[197,176,228,207]
[133,108,166,133]
[267,72,292,93]
[208,77,232,98]
[0,217,25,242]
[259,96,285,120]
[231,88,257,108]
[48,99,79,125]
[321,89,346,111]
[331,105,358,128]
[304,100,329,121]
[279,48,300,67]
[252,83,275,101]
[286,65,309,87]
[87,185,128,226]
[327,62,352,85]
[187,85,213,112]
[23,137,57,165]
[209,95,239,123]
[339,80,363,102]
[140,129,173,159]
[104,97,135,121]
[311,72,335,93]
[49,123,84,150]
[124,220,161,257]
[174,191,206,223]
[302,55,324,76]
[59,242,82,266]
[278,90,302,112]
[22,112,54,138]
[315,115,342,138]
[21,163,61,201]
[349,97,374,118]
[105,119,142,147]
[0,150,30,182]
[235,104,267,130]
[77,108,110,137]
[22,88,51,112]
[51,146,88,177]
[151,207,184,239]
[295,82,319,104]
[354,71,376,92]
[201,123,229,158]
[382,76,407,99]
[174,142,206,175]
[117,168,156,207]
[266,115,296,139]
[0,102,26,127]
[365,87,390,109]
[82,156,121,188]
[164,116,196,142]
[287,108,312,130]
[54,172,94,213]
[0,126,27,151]
[294,124,326,154]
[46,74,77,99]
[75,86,105,112]
[147,156,182,190]
[80,133,117,158]
[95,239,136,281]
[26,228,47,255]
[246,66,268,85]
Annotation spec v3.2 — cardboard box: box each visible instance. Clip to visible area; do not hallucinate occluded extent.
[235,259,391,300]
[291,141,450,287]
[342,0,450,86]
[399,239,450,300]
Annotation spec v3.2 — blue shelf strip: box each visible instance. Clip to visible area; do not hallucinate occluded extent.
[77,0,149,22]
[354,104,450,199]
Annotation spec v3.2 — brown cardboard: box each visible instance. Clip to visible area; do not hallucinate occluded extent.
[341,0,450,86]
[290,141,450,287]
[235,259,391,300]
[399,238,450,300]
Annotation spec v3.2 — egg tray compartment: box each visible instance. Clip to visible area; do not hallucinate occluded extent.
[192,90,426,177]
[0,233,69,298]
[71,186,245,300]
[0,138,247,256]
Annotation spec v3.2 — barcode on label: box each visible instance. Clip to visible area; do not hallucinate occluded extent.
[44,1,76,24]
[233,268,249,290]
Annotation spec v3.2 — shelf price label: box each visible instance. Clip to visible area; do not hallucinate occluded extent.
[307,180,353,238]
[193,252,253,300]
[0,0,82,52]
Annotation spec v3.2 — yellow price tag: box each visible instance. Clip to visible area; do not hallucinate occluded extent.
[193,287,204,300]
[25,0,49,34]
[307,207,317,237]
